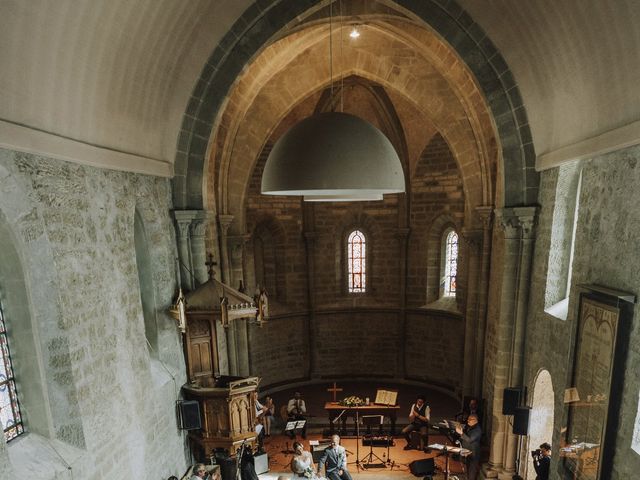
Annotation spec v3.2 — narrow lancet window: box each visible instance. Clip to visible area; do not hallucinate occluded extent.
[443,230,458,297]
[348,230,366,293]
[0,301,24,442]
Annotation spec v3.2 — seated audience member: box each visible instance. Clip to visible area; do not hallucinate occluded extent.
[190,464,207,480]
[291,441,315,477]
[456,397,481,423]
[402,394,430,451]
[287,391,307,438]
[317,435,352,480]
[263,395,275,436]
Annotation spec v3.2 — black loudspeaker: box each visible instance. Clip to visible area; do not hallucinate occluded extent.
[177,400,201,430]
[513,406,530,435]
[409,458,435,476]
[502,387,522,415]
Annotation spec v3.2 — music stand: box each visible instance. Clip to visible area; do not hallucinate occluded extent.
[360,415,386,468]
[281,420,306,454]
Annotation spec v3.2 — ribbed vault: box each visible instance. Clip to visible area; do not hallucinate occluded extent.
[206,19,499,231]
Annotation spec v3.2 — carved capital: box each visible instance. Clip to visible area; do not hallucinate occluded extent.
[495,206,539,239]
[218,214,234,235]
[475,205,494,230]
[191,219,207,237]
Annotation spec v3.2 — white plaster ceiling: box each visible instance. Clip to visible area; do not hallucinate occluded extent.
[0,0,252,175]
[1,0,639,175]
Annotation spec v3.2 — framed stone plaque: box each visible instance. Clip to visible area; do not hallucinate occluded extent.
[562,287,634,480]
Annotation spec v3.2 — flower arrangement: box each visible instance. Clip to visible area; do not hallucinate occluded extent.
[303,466,314,478]
[339,395,365,407]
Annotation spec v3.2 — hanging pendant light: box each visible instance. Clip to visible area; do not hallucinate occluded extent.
[260,1,405,202]
[261,112,404,200]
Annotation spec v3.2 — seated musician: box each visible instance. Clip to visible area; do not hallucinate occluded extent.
[253,391,268,451]
[455,414,482,480]
[402,394,430,451]
[287,391,307,439]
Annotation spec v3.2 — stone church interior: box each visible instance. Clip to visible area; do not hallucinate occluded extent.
[2,1,640,479]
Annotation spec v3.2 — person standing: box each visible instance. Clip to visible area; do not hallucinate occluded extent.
[287,391,307,438]
[532,442,551,480]
[456,414,482,480]
[317,435,352,480]
[402,394,430,451]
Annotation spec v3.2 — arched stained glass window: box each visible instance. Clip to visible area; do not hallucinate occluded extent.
[348,230,366,293]
[443,230,458,297]
[0,300,24,442]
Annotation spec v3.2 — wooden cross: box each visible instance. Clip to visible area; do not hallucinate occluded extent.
[327,382,343,403]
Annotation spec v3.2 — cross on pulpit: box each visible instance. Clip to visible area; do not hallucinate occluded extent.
[327,382,343,402]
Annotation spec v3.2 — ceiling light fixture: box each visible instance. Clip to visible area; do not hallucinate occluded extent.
[349,26,360,39]
[261,1,405,202]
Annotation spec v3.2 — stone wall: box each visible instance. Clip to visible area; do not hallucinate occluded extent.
[0,148,187,479]
[249,308,464,395]
[524,144,640,479]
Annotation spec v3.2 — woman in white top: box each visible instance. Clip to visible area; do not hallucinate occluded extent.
[291,441,315,478]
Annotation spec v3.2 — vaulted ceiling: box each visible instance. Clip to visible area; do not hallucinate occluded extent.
[1,1,639,176]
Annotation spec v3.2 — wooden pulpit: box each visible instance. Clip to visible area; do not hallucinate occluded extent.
[183,376,260,458]
[169,263,267,459]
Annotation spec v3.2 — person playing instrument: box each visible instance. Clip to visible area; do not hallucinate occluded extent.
[287,391,307,438]
[263,395,275,436]
[456,413,482,480]
[253,391,267,450]
[402,394,430,451]
[317,435,352,480]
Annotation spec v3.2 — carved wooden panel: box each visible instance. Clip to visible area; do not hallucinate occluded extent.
[191,340,213,378]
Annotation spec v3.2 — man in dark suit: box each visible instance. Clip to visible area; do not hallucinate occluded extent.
[456,414,482,480]
[317,435,353,480]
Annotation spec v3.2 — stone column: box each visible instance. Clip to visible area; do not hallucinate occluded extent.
[303,202,317,379]
[218,214,234,284]
[474,206,494,397]
[460,226,482,397]
[396,227,410,378]
[173,210,200,290]
[190,211,215,286]
[483,206,537,480]
[228,233,250,292]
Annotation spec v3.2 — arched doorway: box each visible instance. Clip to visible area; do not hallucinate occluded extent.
[527,369,555,479]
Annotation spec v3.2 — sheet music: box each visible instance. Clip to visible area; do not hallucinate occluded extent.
[374,389,398,405]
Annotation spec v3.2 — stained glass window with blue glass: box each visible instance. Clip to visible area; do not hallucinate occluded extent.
[348,230,366,293]
[444,230,458,297]
[0,301,24,442]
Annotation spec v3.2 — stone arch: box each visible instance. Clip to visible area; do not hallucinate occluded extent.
[0,162,85,448]
[526,369,555,480]
[133,208,158,357]
[213,24,494,228]
[248,215,287,303]
[173,0,536,212]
